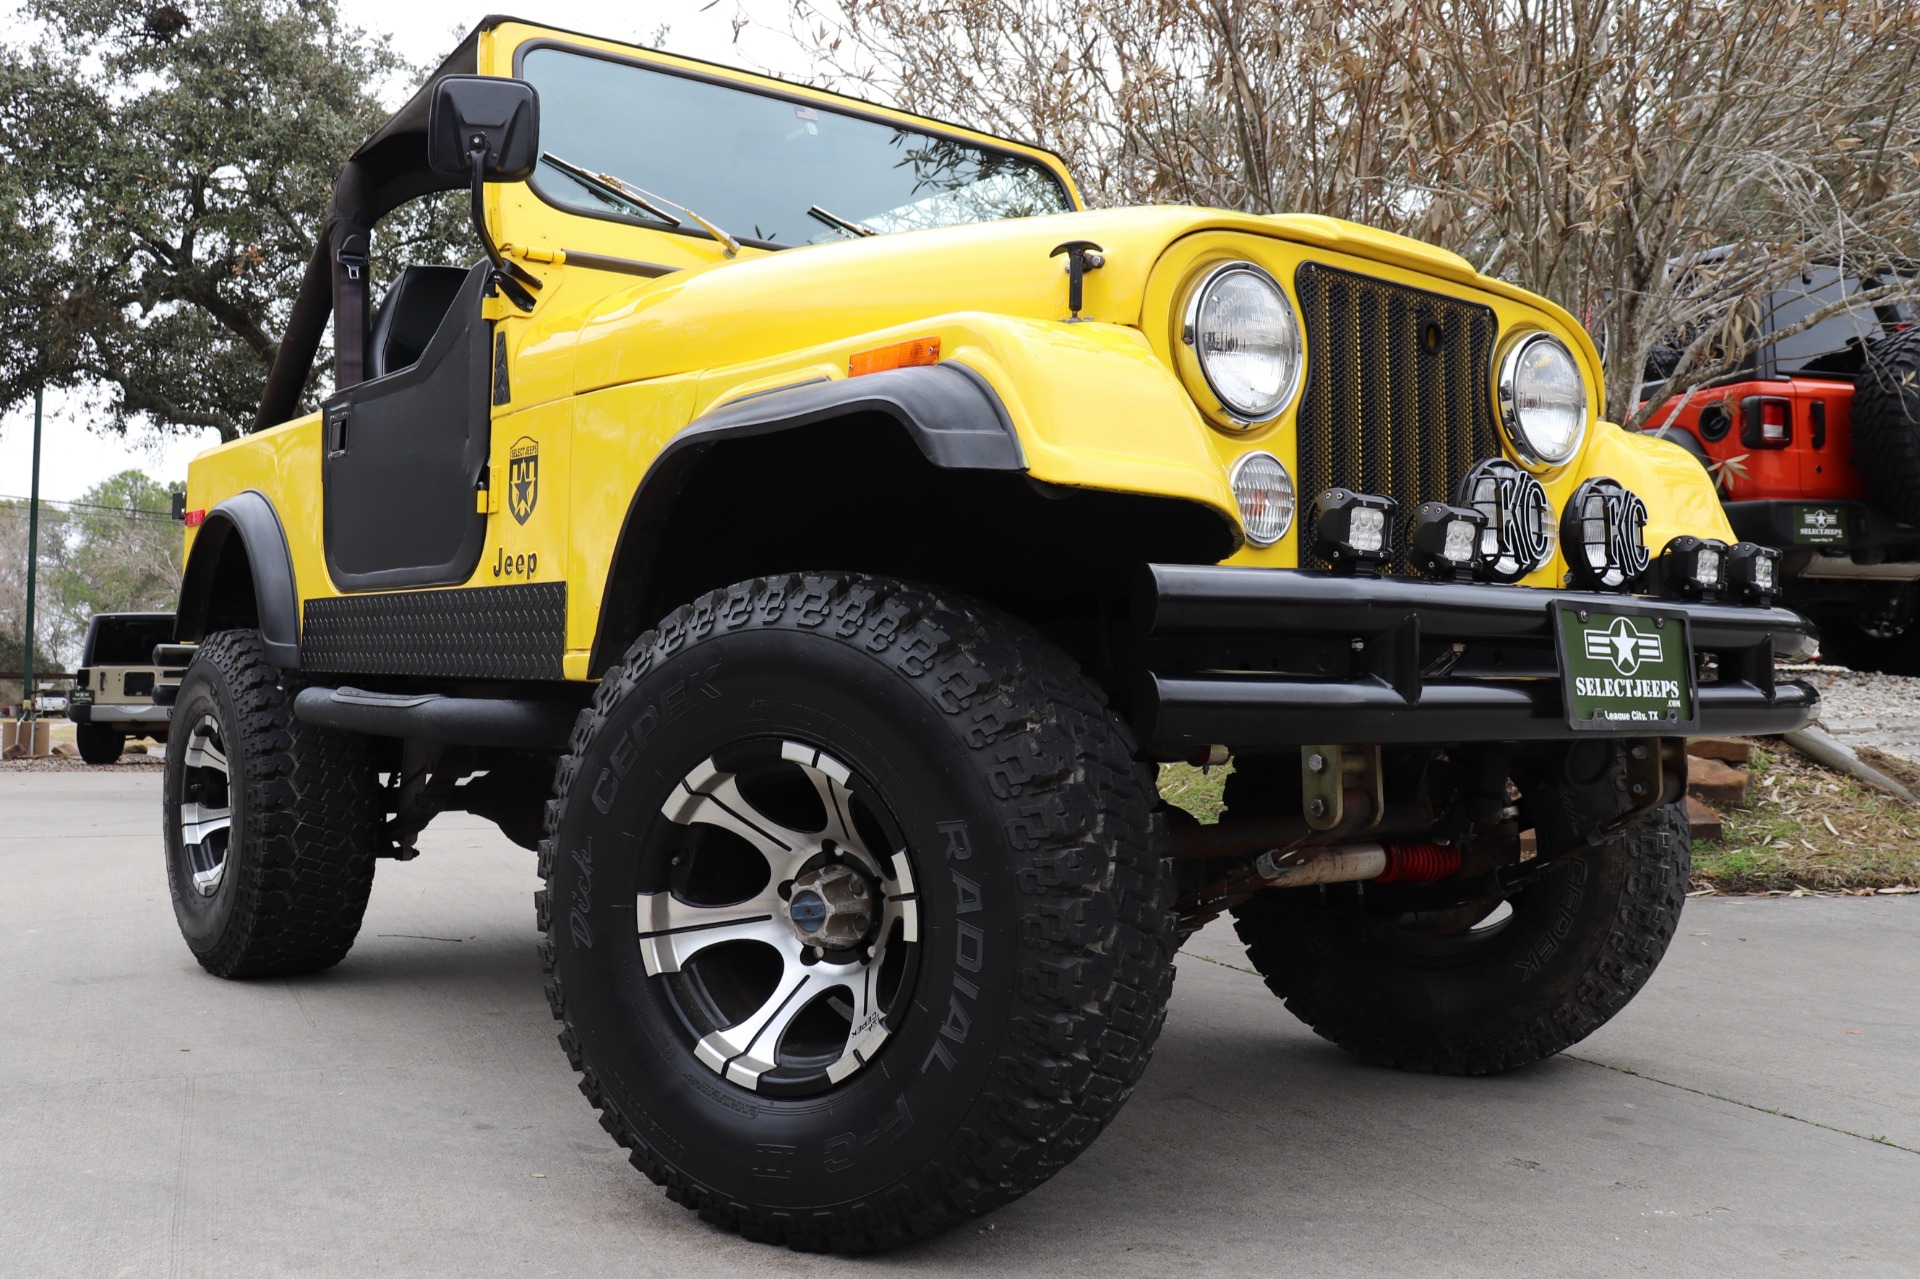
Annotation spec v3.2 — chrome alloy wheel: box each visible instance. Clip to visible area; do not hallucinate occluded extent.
[178,713,233,897]
[640,741,920,1096]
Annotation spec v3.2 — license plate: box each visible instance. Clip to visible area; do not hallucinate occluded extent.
[1553,602,1698,732]
[1793,504,1848,545]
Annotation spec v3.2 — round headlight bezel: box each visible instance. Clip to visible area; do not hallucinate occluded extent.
[1228,450,1296,547]
[1177,261,1303,431]
[1495,331,1589,467]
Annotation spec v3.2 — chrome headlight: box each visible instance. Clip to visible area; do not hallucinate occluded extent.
[1229,451,1295,546]
[1496,332,1588,465]
[1180,262,1302,428]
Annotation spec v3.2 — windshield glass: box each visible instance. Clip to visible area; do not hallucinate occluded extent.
[520,46,1074,248]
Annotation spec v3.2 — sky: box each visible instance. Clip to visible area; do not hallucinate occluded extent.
[0,0,816,503]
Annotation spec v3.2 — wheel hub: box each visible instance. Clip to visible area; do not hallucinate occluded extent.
[786,861,875,949]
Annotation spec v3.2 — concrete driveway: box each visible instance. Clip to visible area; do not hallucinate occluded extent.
[4,767,1917,1278]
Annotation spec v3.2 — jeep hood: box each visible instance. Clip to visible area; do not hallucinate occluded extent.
[569,207,1581,394]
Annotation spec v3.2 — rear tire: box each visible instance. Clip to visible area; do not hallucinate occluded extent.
[1231,801,1689,1075]
[540,572,1174,1251]
[162,630,385,978]
[75,723,125,765]
[1814,615,1920,676]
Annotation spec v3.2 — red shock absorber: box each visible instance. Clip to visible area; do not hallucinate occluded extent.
[1373,842,1462,884]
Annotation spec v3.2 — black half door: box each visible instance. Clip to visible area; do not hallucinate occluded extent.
[321,263,492,591]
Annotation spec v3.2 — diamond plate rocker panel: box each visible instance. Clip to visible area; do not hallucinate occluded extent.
[302,583,567,680]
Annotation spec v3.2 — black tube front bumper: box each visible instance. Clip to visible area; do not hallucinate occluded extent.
[1132,565,1817,753]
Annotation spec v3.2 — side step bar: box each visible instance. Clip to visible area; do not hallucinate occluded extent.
[292,686,579,752]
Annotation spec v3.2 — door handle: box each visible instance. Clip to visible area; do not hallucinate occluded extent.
[326,405,350,456]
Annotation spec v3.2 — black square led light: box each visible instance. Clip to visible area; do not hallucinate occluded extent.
[1657,535,1730,601]
[1724,541,1781,605]
[1310,488,1399,575]
[1408,501,1488,582]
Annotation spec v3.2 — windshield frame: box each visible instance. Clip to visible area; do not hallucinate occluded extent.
[510,39,1079,253]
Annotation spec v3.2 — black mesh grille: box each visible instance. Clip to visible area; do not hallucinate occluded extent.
[1294,263,1500,573]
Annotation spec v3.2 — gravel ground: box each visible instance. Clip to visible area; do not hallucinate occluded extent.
[1791,664,1920,766]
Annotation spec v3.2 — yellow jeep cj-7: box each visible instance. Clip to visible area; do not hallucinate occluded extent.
[161,16,1816,1250]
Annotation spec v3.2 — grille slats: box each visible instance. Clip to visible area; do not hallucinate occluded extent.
[1294,263,1500,573]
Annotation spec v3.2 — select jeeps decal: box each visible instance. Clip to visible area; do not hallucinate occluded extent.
[509,435,539,525]
[1793,504,1846,546]
[1557,607,1696,729]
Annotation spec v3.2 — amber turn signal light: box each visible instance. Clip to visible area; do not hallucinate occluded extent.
[849,336,941,377]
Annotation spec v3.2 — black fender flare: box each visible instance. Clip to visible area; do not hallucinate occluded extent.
[176,490,302,669]
[589,362,1026,673]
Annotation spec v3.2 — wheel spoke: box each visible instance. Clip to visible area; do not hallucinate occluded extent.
[783,742,878,869]
[183,732,227,775]
[179,802,231,847]
[190,862,226,895]
[815,954,893,1084]
[660,757,814,878]
[635,889,787,976]
[696,957,817,1088]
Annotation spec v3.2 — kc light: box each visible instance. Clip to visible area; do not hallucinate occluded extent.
[1409,502,1489,582]
[1497,332,1588,465]
[1725,541,1781,605]
[1563,477,1652,592]
[1310,488,1398,574]
[1229,451,1295,546]
[1456,458,1556,583]
[1656,535,1730,601]
[1180,262,1302,427]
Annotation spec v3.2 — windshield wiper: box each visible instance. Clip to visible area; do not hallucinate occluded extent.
[541,151,739,258]
[807,204,876,239]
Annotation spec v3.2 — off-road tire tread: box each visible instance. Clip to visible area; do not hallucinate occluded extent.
[536,572,1175,1252]
[1231,801,1689,1076]
[172,630,381,978]
[1852,327,1920,527]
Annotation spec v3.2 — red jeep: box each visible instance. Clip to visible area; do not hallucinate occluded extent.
[1639,265,1920,673]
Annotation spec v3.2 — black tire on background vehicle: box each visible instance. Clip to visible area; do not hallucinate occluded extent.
[1852,327,1920,527]
[75,723,126,765]
[1813,614,1920,677]
[540,572,1174,1252]
[1230,787,1689,1076]
[163,630,385,978]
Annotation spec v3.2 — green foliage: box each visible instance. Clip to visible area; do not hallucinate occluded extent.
[0,0,467,440]
[46,469,183,631]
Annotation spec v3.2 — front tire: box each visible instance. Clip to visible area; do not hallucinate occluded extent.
[162,630,385,978]
[75,723,125,765]
[1232,801,1690,1075]
[540,573,1174,1251]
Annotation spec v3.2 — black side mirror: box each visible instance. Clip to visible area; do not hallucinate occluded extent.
[428,76,540,181]
[427,76,542,310]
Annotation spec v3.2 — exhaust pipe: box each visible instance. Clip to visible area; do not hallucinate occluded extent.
[1255,840,1460,889]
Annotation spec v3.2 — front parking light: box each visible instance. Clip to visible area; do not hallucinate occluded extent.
[1229,451,1295,546]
